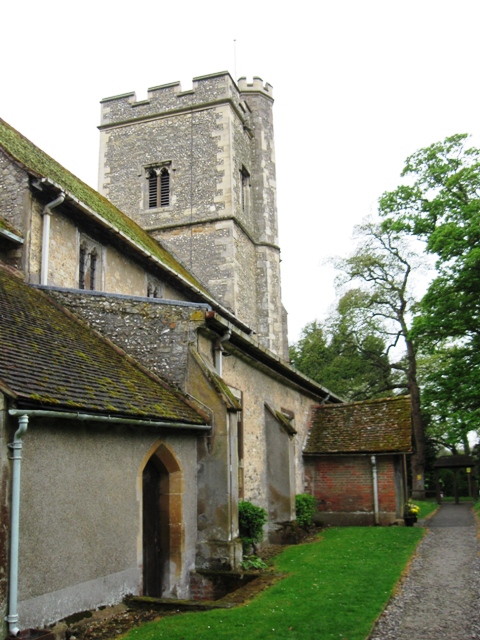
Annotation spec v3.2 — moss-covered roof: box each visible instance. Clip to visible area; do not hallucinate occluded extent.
[0,265,206,424]
[190,348,242,411]
[0,216,22,238]
[0,118,209,295]
[304,395,412,454]
[265,403,297,435]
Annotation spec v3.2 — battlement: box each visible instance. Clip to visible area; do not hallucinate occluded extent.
[237,77,273,98]
[100,72,273,127]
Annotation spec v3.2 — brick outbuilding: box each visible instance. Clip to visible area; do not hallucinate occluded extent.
[304,396,412,525]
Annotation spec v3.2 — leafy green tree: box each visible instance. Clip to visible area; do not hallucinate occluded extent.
[379,134,480,456]
[418,348,476,454]
[290,291,393,401]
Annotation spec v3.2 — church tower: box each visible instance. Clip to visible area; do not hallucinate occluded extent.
[98,72,288,359]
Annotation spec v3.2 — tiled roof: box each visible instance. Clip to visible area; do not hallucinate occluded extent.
[304,395,412,454]
[0,266,206,424]
[0,118,209,296]
[0,216,23,239]
[190,348,242,411]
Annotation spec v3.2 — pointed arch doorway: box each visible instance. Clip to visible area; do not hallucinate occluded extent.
[142,443,184,597]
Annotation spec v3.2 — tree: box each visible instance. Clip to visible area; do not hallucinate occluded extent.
[379,134,480,451]
[290,291,393,401]
[418,347,477,454]
[335,221,427,498]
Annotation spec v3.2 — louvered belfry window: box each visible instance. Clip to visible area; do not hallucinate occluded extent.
[148,167,170,208]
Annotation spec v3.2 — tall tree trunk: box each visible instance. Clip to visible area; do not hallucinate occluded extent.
[406,337,425,500]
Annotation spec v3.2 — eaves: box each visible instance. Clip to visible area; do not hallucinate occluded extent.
[205,311,344,403]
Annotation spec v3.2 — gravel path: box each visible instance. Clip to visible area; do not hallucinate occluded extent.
[371,503,480,639]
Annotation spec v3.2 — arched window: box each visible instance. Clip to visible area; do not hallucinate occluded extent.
[240,166,250,213]
[147,167,170,209]
[79,237,102,290]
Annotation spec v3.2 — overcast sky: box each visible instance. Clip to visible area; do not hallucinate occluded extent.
[2,0,479,343]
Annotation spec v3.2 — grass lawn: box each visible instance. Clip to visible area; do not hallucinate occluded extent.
[121,527,423,640]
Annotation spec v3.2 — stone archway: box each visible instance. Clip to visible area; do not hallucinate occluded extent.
[141,443,184,597]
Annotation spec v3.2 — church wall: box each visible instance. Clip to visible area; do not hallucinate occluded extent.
[240,88,278,245]
[104,247,148,296]
[16,419,198,628]
[221,352,322,518]
[231,106,256,233]
[47,211,79,287]
[45,290,206,390]
[100,109,225,226]
[186,354,242,571]
[0,151,29,235]
[233,224,258,331]
[255,245,288,358]
[151,219,235,312]
[23,198,187,301]
[38,285,322,542]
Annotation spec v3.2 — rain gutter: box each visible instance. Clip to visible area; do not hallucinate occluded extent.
[8,409,210,430]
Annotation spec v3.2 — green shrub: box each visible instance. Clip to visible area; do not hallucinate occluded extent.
[240,555,268,571]
[238,500,267,553]
[295,493,316,529]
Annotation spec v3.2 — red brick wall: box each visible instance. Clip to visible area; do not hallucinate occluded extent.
[305,455,397,515]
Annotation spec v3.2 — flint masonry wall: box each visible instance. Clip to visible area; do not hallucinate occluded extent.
[44,289,206,389]
[98,72,287,359]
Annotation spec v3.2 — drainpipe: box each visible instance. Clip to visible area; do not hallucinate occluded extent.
[41,193,65,285]
[371,455,380,526]
[6,415,29,636]
[214,329,231,377]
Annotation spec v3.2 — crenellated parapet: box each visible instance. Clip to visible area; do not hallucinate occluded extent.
[100,72,273,127]
[237,76,273,98]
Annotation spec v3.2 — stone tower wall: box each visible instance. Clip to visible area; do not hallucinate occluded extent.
[98,72,287,359]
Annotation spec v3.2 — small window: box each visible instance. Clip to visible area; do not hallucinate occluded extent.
[147,166,170,209]
[240,167,250,213]
[146,277,164,299]
[79,236,102,291]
